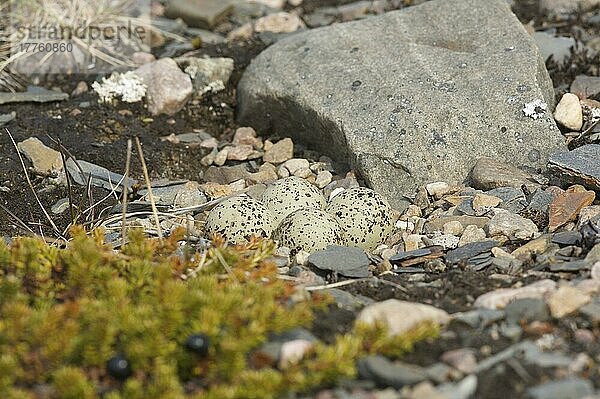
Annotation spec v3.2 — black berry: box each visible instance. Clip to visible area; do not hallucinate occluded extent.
[106,354,132,380]
[185,333,210,356]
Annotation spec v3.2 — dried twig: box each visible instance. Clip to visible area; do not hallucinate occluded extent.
[48,136,78,226]
[305,277,378,291]
[135,137,162,240]
[215,249,238,282]
[181,250,207,280]
[0,202,35,236]
[305,276,408,293]
[46,136,95,223]
[5,128,61,236]
[121,139,133,241]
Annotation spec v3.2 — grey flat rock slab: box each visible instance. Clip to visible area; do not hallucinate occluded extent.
[548,144,600,191]
[570,74,600,97]
[238,0,566,210]
[357,355,428,389]
[445,240,498,265]
[308,245,370,278]
[0,112,15,126]
[66,158,138,193]
[533,31,576,63]
[527,378,594,399]
[0,86,68,105]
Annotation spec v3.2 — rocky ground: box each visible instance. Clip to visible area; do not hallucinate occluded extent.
[1,0,600,398]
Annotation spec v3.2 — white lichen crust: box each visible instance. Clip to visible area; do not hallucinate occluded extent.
[522,99,547,120]
[92,71,147,103]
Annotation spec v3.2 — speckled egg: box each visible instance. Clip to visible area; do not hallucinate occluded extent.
[261,176,326,226]
[272,208,343,253]
[205,195,275,243]
[326,187,393,251]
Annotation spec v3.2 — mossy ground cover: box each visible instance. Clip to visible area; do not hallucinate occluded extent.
[0,228,438,398]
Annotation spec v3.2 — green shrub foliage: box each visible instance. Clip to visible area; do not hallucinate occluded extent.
[0,228,439,398]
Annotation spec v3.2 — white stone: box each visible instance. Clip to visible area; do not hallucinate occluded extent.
[293,167,313,178]
[17,137,63,175]
[474,279,557,309]
[356,299,450,337]
[540,0,600,14]
[315,170,333,189]
[214,148,228,166]
[577,206,600,228]
[592,262,600,281]
[472,193,502,215]
[282,158,310,175]
[491,246,514,258]
[254,12,305,33]
[547,285,591,318]
[488,209,538,240]
[263,137,293,164]
[426,181,450,199]
[277,164,290,178]
[279,339,314,368]
[576,279,600,296]
[443,220,464,236]
[404,234,423,251]
[441,348,477,374]
[396,220,415,231]
[226,144,254,161]
[228,179,246,192]
[134,58,192,115]
[295,250,310,266]
[250,0,286,9]
[459,225,487,246]
[173,181,207,208]
[554,93,583,131]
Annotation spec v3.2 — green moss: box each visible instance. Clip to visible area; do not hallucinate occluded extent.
[0,229,439,398]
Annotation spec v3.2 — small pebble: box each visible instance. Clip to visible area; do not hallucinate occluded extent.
[553,93,583,131]
[315,170,333,188]
[443,221,463,236]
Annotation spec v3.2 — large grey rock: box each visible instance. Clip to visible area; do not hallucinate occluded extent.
[238,0,566,210]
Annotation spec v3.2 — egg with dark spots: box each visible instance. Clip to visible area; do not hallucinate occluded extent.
[326,187,393,251]
[272,208,343,253]
[261,177,326,226]
[205,195,275,243]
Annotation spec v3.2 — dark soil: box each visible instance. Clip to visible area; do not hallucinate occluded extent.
[0,39,266,237]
